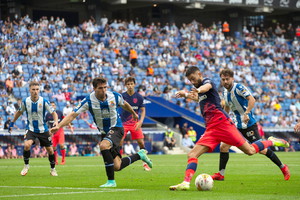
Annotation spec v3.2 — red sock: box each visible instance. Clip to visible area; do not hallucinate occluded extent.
[61,149,66,162]
[54,151,58,163]
[184,158,198,182]
[252,140,273,153]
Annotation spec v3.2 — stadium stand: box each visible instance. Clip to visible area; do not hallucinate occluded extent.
[0,15,299,155]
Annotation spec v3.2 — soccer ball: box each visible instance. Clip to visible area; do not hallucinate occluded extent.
[195,173,214,191]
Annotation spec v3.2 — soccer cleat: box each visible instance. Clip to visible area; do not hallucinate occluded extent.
[143,162,151,171]
[281,164,290,181]
[60,161,65,165]
[169,181,190,191]
[211,172,224,181]
[50,168,58,176]
[99,180,117,188]
[268,136,290,148]
[137,149,152,168]
[20,164,29,176]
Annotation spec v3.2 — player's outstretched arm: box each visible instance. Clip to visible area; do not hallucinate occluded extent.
[8,110,22,133]
[51,111,79,134]
[295,122,300,133]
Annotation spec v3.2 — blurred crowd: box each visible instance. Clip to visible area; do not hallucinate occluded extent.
[0,15,299,130]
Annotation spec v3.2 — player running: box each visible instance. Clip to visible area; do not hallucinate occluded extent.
[45,102,66,165]
[210,68,290,181]
[9,81,58,176]
[169,66,289,191]
[120,77,151,171]
[50,77,152,187]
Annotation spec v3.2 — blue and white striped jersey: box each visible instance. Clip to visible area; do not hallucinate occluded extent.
[223,83,256,129]
[19,97,55,133]
[74,91,125,134]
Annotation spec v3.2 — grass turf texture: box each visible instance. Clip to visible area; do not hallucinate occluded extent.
[0,152,299,200]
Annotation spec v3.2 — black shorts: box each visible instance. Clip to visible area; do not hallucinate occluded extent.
[238,124,261,144]
[24,130,52,147]
[101,127,124,158]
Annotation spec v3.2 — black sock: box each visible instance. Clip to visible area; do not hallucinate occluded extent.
[219,152,229,171]
[23,150,30,165]
[120,154,140,170]
[265,149,283,168]
[48,154,55,168]
[101,149,115,180]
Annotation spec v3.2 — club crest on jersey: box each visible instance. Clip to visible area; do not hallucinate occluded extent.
[110,101,115,106]
[133,98,138,104]
[39,103,42,109]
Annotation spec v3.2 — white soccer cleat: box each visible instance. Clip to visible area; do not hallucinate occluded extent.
[50,168,58,176]
[20,164,30,176]
[169,181,190,191]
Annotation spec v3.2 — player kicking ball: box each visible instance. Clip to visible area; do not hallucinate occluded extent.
[169,67,289,191]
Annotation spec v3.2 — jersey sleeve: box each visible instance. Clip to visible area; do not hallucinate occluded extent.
[236,84,251,98]
[45,99,55,113]
[113,91,124,107]
[139,95,145,108]
[74,98,89,114]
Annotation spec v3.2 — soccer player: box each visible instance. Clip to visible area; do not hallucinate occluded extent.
[169,66,289,191]
[210,68,289,181]
[9,81,58,176]
[45,102,66,165]
[119,77,151,171]
[50,77,152,187]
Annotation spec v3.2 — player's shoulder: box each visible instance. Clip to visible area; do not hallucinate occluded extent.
[202,77,213,85]
[235,83,247,90]
[134,91,144,99]
[111,91,122,98]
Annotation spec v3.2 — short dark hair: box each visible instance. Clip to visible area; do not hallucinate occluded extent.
[185,66,200,77]
[124,77,136,84]
[92,77,107,88]
[29,81,40,87]
[220,68,234,77]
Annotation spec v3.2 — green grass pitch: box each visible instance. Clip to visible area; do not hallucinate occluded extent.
[0,152,299,200]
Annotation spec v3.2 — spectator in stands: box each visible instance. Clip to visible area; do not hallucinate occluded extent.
[180,122,189,137]
[82,142,93,156]
[68,143,79,156]
[32,145,41,158]
[5,77,13,95]
[5,144,12,159]
[0,145,5,159]
[6,101,16,116]
[93,142,101,156]
[0,85,8,97]
[164,128,176,150]
[11,145,18,159]
[187,126,197,143]
[0,117,4,130]
[124,141,136,156]
[129,48,138,67]
[182,134,194,149]
[39,147,48,158]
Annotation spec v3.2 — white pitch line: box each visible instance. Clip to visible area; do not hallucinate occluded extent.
[0,186,100,190]
[0,189,137,198]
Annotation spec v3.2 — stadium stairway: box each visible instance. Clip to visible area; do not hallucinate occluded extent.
[144,96,206,154]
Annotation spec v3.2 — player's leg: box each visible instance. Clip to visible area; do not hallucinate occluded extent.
[133,128,151,171]
[58,129,66,165]
[245,125,290,180]
[259,148,290,180]
[99,139,116,187]
[21,138,34,176]
[52,134,58,165]
[211,142,231,181]
[40,132,57,176]
[169,144,210,191]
